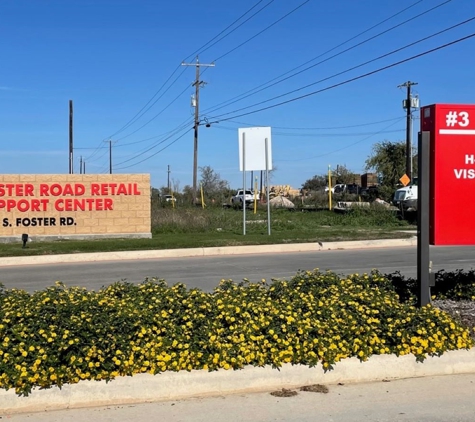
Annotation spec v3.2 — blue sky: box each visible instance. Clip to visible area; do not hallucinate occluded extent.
[1,0,475,190]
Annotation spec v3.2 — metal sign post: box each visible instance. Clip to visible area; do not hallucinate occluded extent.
[417,131,431,307]
[265,138,271,235]
[237,127,272,236]
[242,133,246,236]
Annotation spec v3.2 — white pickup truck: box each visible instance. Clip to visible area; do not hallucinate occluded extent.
[393,178,418,211]
[232,189,258,207]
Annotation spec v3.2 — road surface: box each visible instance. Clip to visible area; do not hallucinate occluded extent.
[1,245,475,292]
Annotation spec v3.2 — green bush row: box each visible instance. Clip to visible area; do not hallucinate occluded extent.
[0,270,471,397]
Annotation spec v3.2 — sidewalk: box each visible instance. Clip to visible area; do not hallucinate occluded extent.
[6,373,475,422]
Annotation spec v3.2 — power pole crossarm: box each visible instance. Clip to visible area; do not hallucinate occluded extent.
[398,81,419,181]
[181,56,215,204]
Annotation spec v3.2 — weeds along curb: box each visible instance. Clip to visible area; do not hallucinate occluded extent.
[0,237,417,267]
[1,347,474,415]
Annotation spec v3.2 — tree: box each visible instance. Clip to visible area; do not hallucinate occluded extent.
[199,165,231,202]
[365,140,415,200]
[334,164,358,185]
[302,174,327,191]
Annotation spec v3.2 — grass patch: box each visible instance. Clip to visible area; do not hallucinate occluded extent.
[0,205,414,257]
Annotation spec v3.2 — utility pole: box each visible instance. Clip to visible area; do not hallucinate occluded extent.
[69,100,74,174]
[398,81,419,181]
[167,165,171,192]
[79,156,83,174]
[104,140,115,174]
[181,56,215,204]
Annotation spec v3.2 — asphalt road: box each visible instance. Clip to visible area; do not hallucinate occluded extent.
[1,245,475,292]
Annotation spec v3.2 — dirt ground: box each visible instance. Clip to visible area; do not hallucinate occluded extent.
[434,300,475,339]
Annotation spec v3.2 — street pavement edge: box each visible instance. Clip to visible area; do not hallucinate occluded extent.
[0,236,417,267]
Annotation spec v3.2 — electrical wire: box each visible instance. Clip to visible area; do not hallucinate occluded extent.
[114,124,192,167]
[83,0,276,162]
[212,124,405,137]
[276,118,406,162]
[91,1,310,164]
[191,0,276,59]
[208,22,475,122]
[212,0,311,62]
[113,0,278,141]
[115,83,191,142]
[224,116,405,130]
[114,129,192,170]
[203,0,450,115]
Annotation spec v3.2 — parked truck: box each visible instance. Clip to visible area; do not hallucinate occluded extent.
[393,177,418,211]
[232,189,258,208]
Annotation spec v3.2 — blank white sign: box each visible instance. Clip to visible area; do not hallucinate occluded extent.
[238,127,273,171]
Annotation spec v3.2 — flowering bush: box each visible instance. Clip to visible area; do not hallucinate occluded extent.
[0,270,472,396]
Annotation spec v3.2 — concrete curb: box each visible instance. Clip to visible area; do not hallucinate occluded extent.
[1,348,474,414]
[0,236,417,267]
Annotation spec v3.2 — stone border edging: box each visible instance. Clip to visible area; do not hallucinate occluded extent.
[1,348,473,414]
[0,237,417,267]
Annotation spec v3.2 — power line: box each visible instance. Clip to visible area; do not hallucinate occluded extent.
[192,0,276,58]
[212,124,405,137]
[85,0,276,162]
[202,0,448,115]
[224,116,405,130]
[106,0,274,140]
[114,129,192,170]
[212,0,311,62]
[208,21,475,122]
[211,32,475,123]
[114,124,193,167]
[276,118,406,162]
[113,67,188,140]
[115,83,191,142]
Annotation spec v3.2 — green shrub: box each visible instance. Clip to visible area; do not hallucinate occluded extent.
[0,270,471,397]
[384,269,475,302]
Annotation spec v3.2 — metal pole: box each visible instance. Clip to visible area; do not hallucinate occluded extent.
[409,109,413,179]
[242,133,246,236]
[398,81,418,181]
[417,131,431,307]
[193,60,200,204]
[405,84,412,181]
[69,100,73,174]
[109,140,112,174]
[265,138,271,236]
[167,165,171,191]
[260,170,263,202]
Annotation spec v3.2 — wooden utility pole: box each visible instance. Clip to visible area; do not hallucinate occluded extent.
[69,100,74,174]
[181,56,215,204]
[398,81,418,181]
